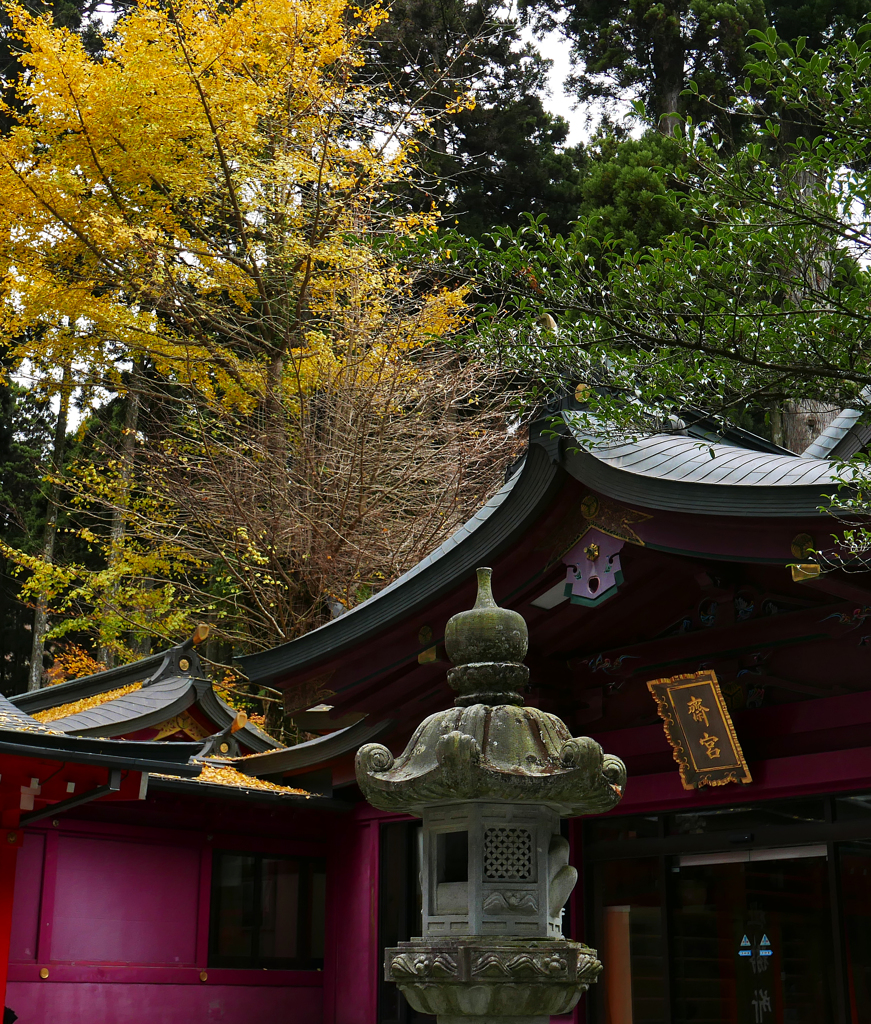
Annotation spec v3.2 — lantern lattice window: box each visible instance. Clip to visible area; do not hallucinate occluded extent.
[482,827,533,881]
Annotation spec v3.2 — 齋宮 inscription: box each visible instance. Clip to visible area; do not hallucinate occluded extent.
[647,670,752,790]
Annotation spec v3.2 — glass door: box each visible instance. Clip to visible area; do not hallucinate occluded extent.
[839,840,871,1023]
[670,847,835,1024]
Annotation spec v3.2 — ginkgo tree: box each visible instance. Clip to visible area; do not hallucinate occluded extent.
[0,0,518,678]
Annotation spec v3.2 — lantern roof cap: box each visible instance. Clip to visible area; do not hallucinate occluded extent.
[356,568,625,815]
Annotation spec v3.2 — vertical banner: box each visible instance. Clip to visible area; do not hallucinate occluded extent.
[647,670,752,790]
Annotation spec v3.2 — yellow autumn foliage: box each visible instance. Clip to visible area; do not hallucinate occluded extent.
[0,0,465,406]
[0,0,518,665]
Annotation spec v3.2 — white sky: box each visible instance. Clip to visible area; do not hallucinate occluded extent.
[534,28,587,146]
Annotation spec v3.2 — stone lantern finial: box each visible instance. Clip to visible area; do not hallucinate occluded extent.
[444,567,528,707]
[356,568,627,1024]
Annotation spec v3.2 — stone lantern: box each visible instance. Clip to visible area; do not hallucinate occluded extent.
[356,567,627,1024]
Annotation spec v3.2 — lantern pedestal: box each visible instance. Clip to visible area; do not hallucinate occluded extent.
[386,936,602,1023]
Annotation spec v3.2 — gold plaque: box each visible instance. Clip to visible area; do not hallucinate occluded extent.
[648,670,752,790]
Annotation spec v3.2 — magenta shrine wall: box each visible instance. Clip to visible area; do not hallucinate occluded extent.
[6,820,326,1024]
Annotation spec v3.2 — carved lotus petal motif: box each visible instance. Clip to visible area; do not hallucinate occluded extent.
[391,954,429,977]
[435,729,481,767]
[482,890,538,914]
[505,953,539,975]
[429,954,458,977]
[472,953,512,977]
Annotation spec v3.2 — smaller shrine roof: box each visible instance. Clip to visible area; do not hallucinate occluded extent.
[801,408,871,460]
[12,637,280,752]
[0,692,201,776]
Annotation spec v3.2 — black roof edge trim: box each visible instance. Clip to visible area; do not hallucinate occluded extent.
[198,687,282,752]
[0,733,202,776]
[147,775,348,810]
[238,717,397,776]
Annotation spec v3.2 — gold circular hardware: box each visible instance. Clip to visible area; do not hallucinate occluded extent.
[790,533,814,560]
[580,494,599,520]
[39,968,49,980]
[179,657,191,671]
[219,743,229,754]
[199,972,208,982]
[6,832,17,845]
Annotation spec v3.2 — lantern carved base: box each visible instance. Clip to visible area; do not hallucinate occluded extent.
[386,937,602,1023]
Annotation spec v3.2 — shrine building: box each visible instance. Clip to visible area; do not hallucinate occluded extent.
[4,401,871,1024]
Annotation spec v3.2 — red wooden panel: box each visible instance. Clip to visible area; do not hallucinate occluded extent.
[51,836,200,964]
[6,980,322,1024]
[10,833,44,961]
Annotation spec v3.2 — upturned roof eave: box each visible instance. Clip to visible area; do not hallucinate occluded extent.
[240,414,855,688]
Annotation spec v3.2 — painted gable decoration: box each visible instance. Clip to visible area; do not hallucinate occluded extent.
[563,530,625,606]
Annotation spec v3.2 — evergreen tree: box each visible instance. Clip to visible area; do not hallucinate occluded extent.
[520,0,871,137]
[572,128,688,257]
[0,372,55,694]
[369,0,587,235]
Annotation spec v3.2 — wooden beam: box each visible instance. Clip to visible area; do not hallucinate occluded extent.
[797,572,871,606]
[566,600,851,677]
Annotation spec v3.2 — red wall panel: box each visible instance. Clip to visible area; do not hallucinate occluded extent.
[10,833,44,962]
[51,836,200,964]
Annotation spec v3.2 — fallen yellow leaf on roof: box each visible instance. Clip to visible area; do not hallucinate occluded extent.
[157,760,312,797]
[32,682,143,723]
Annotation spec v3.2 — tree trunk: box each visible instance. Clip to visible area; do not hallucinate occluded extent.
[782,401,841,455]
[769,401,784,448]
[651,1,685,136]
[27,367,71,691]
[97,374,141,668]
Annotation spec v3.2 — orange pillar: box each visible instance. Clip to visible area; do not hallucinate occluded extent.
[0,823,22,1013]
[603,904,634,1024]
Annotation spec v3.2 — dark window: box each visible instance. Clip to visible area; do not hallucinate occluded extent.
[379,821,426,1024]
[209,851,325,969]
[438,831,469,883]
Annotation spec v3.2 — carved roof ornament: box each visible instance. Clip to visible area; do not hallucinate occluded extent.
[356,566,626,816]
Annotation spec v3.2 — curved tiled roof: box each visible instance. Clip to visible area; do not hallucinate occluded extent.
[240,410,866,685]
[801,409,871,461]
[12,644,280,751]
[0,693,202,775]
[46,674,196,736]
[564,414,847,516]
[0,692,65,736]
[568,416,839,486]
